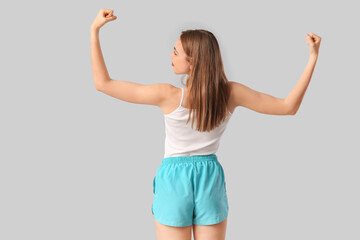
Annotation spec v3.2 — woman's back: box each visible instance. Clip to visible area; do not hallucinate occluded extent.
[163,87,233,158]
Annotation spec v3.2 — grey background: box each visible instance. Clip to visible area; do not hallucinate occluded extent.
[1,0,359,239]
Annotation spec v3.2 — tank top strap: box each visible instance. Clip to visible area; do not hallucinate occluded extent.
[179,88,184,107]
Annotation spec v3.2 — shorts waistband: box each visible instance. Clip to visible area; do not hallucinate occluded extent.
[161,154,218,165]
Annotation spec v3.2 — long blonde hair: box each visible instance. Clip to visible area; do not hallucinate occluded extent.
[180,29,231,132]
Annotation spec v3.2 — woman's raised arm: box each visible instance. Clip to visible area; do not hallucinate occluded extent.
[90,8,170,107]
[231,33,321,115]
[229,81,293,115]
[97,80,171,107]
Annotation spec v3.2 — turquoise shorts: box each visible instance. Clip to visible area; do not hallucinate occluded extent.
[151,154,229,227]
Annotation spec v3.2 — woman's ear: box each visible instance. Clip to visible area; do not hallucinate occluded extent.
[189,58,193,70]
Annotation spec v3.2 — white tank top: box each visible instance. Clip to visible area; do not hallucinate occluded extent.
[164,87,232,158]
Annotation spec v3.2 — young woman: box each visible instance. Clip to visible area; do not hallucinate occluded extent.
[91,9,321,240]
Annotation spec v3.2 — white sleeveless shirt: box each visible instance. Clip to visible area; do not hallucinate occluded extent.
[163,87,232,158]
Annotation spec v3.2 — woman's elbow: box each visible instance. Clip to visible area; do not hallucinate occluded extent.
[95,83,104,91]
[288,107,298,115]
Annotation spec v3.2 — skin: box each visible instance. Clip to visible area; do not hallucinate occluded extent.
[155,218,227,240]
[170,38,192,75]
[91,8,321,240]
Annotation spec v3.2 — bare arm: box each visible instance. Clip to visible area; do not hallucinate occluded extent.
[230,55,318,115]
[96,80,171,106]
[90,27,110,89]
[231,33,321,116]
[90,27,169,107]
[230,81,293,115]
[284,55,318,114]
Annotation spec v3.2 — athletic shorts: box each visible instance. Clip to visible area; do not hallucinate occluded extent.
[151,154,229,227]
